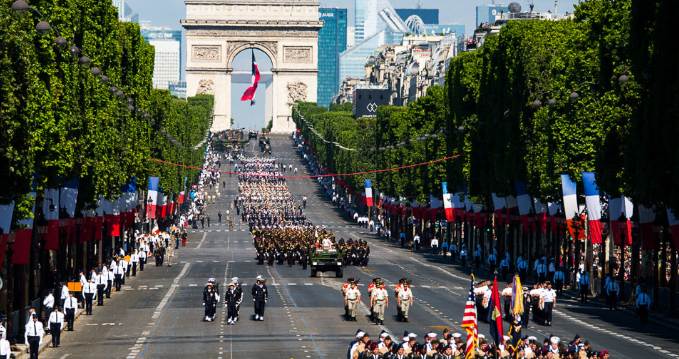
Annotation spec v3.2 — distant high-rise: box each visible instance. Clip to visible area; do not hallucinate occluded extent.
[141,25,182,90]
[318,8,348,107]
[476,4,509,27]
[112,0,138,23]
[395,9,439,25]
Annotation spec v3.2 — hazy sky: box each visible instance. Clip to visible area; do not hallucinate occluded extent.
[125,0,582,129]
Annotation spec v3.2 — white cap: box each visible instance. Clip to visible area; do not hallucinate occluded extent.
[503,335,511,342]
[427,333,437,338]
[357,331,366,338]
[550,337,560,344]
[409,333,417,339]
[402,337,409,343]
[478,334,485,339]
[256,275,264,281]
[527,336,537,342]
[452,333,462,338]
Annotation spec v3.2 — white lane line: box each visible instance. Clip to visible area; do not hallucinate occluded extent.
[189,284,198,287]
[196,232,207,249]
[151,262,190,320]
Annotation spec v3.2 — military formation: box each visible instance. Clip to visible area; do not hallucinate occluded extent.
[341,277,413,324]
[235,156,371,270]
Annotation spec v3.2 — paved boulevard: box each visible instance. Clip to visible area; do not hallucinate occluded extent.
[40,135,679,359]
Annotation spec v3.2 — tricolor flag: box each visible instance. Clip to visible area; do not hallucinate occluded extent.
[0,201,15,269]
[638,205,656,250]
[123,179,138,226]
[442,182,454,222]
[515,182,533,232]
[561,174,585,241]
[147,177,159,219]
[666,208,679,249]
[492,193,508,226]
[44,187,60,250]
[159,194,168,218]
[582,172,604,244]
[609,196,633,245]
[178,190,186,204]
[240,50,260,106]
[461,275,478,359]
[487,277,504,345]
[365,179,373,207]
[13,174,38,265]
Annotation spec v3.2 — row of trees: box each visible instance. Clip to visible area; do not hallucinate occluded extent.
[296,0,676,213]
[0,0,212,225]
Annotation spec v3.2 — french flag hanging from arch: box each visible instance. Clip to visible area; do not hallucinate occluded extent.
[365,179,373,207]
[241,50,260,106]
[582,172,603,244]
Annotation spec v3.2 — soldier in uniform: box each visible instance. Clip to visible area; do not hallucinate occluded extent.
[345,280,361,321]
[342,278,354,317]
[203,283,219,322]
[397,280,413,322]
[252,275,268,321]
[225,282,242,325]
[371,280,388,325]
[368,278,377,321]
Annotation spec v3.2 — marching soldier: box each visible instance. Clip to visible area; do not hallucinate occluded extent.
[203,283,218,322]
[397,280,413,322]
[225,282,243,324]
[368,278,377,321]
[345,281,361,322]
[342,278,354,317]
[539,282,556,326]
[370,280,388,325]
[252,275,268,321]
[64,292,77,331]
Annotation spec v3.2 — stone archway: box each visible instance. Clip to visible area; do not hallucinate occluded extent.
[182,0,322,133]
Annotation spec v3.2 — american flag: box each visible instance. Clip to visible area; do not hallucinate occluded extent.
[461,276,478,359]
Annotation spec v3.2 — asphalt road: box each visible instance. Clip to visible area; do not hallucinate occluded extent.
[39,135,679,359]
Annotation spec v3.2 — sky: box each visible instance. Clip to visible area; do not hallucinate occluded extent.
[125,0,582,129]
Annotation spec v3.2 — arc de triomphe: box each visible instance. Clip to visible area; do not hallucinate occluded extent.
[182,0,322,133]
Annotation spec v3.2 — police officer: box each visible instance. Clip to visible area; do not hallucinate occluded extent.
[537,260,547,283]
[25,314,44,359]
[130,250,139,276]
[42,290,55,322]
[518,258,528,283]
[106,267,114,298]
[96,270,107,306]
[82,278,96,315]
[473,246,481,269]
[553,267,565,295]
[607,278,620,310]
[47,307,64,347]
[488,252,498,274]
[459,246,467,267]
[579,271,590,303]
[371,280,388,325]
[345,281,361,322]
[636,287,651,324]
[64,292,78,331]
[499,257,510,280]
[252,275,268,321]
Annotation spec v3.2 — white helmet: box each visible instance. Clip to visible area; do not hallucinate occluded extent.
[256,275,264,281]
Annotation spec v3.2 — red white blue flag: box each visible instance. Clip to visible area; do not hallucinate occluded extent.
[365,179,373,207]
[241,50,260,106]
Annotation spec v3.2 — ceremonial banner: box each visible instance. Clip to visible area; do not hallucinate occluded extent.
[365,179,373,207]
[582,172,604,244]
[147,177,159,219]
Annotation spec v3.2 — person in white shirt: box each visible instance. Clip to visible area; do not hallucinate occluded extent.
[25,314,44,359]
[42,291,55,322]
[539,282,556,326]
[95,269,107,306]
[114,261,125,292]
[121,257,129,283]
[59,283,69,308]
[47,307,65,348]
[130,250,139,276]
[413,234,420,251]
[105,268,114,298]
[64,292,78,331]
[430,237,439,255]
[0,335,10,359]
[139,246,147,271]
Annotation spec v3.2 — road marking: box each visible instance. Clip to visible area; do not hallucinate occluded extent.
[196,232,207,249]
[189,284,198,287]
[288,283,297,286]
[304,283,313,286]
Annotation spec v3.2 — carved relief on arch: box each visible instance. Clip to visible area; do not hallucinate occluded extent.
[197,79,215,95]
[225,41,278,67]
[286,82,308,107]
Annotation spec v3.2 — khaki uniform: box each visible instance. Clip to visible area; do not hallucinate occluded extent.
[398,287,412,319]
[371,288,388,321]
[345,287,360,319]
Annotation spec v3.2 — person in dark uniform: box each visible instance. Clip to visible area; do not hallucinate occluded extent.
[203,284,218,322]
[252,275,268,321]
[63,292,78,331]
[82,278,96,315]
[225,282,242,325]
[25,314,44,359]
[47,307,64,348]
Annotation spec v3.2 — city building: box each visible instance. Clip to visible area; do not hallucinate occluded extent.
[168,81,187,99]
[112,0,139,23]
[476,3,509,28]
[140,25,182,90]
[395,8,439,25]
[341,0,407,86]
[317,8,348,108]
[336,33,457,107]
